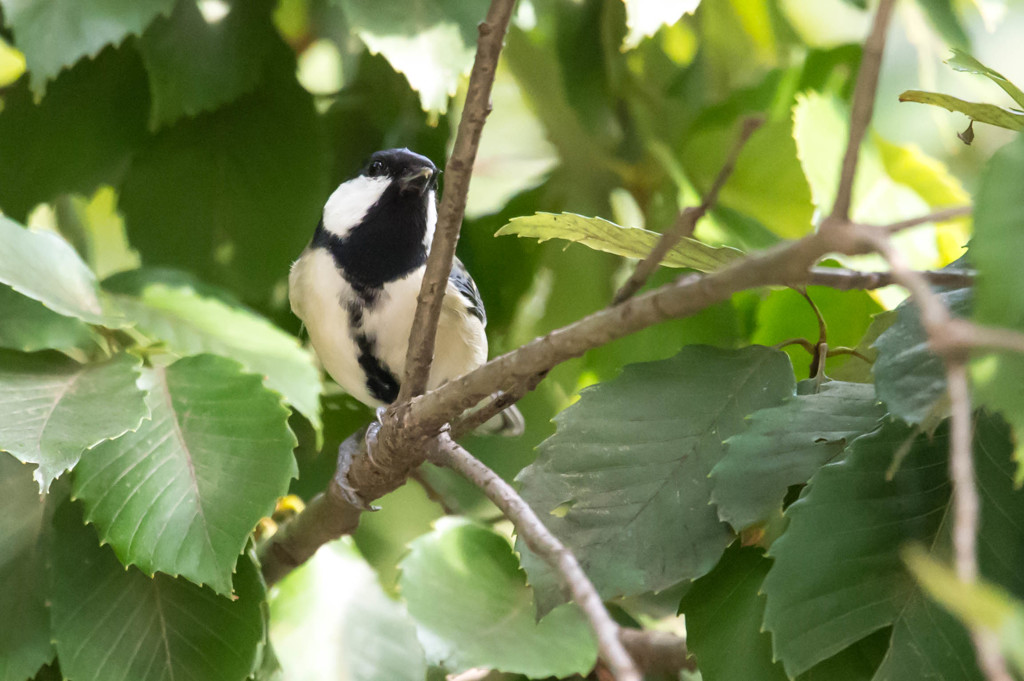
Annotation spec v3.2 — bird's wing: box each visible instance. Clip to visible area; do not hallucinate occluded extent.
[446,257,487,326]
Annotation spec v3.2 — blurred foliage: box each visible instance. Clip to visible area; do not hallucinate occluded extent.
[1,0,1023,680]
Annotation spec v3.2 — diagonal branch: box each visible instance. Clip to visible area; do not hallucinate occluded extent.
[426,433,642,681]
[397,0,517,403]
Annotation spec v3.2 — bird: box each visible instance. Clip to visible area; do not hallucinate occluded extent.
[289,147,524,436]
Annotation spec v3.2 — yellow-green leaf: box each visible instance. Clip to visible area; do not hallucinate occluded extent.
[899,90,1024,131]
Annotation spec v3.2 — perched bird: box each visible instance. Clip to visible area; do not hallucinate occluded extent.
[289,148,524,435]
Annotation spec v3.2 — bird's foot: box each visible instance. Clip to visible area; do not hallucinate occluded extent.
[331,431,378,511]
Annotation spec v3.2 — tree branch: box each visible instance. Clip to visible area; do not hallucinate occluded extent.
[425,433,642,681]
[872,205,972,234]
[397,0,517,403]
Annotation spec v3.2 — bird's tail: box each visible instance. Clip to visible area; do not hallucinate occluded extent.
[470,401,525,437]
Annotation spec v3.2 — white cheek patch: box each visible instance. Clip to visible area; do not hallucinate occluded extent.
[322,176,390,238]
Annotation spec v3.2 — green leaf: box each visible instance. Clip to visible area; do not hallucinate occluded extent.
[898,90,1024,131]
[0,351,148,491]
[0,453,59,681]
[680,545,788,681]
[496,212,744,273]
[873,288,970,425]
[762,414,1024,678]
[137,0,281,129]
[970,135,1024,482]
[335,0,488,115]
[0,0,173,95]
[398,518,597,677]
[50,502,265,681]
[946,48,1024,108]
[269,537,427,681]
[710,381,886,531]
[0,285,97,354]
[517,346,794,612]
[73,355,297,594]
[0,216,119,325]
[621,0,699,50]
[105,279,322,435]
[915,0,969,49]
[118,76,327,304]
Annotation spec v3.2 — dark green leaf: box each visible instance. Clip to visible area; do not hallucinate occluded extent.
[50,502,265,681]
[517,346,794,612]
[138,0,281,129]
[762,414,1024,678]
[710,381,886,531]
[946,48,1024,108]
[0,0,173,94]
[0,285,96,354]
[73,355,297,595]
[269,537,427,681]
[899,91,1024,131]
[399,518,597,677]
[0,351,148,491]
[0,45,149,221]
[915,0,969,49]
[0,453,59,681]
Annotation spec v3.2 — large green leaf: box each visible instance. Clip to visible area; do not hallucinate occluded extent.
[496,212,744,273]
[873,288,970,425]
[73,355,297,595]
[0,216,118,325]
[898,91,1024,131]
[762,414,1024,678]
[137,0,281,129]
[335,0,488,115]
[105,278,322,434]
[398,518,597,677]
[710,381,886,531]
[50,502,265,681]
[970,135,1024,482]
[0,44,149,222]
[0,453,58,681]
[118,74,327,304]
[0,0,173,95]
[0,285,96,354]
[269,537,427,681]
[517,346,794,612]
[0,351,148,491]
[946,48,1024,108]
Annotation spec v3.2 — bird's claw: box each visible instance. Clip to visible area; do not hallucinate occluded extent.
[331,432,378,512]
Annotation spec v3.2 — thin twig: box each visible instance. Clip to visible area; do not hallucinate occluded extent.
[871,205,973,234]
[397,0,517,403]
[613,115,763,304]
[426,433,642,681]
[618,629,695,675]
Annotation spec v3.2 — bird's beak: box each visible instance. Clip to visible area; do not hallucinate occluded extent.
[399,166,434,195]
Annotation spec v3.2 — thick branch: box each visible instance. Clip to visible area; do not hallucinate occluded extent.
[426,434,641,681]
[618,629,695,675]
[398,0,517,402]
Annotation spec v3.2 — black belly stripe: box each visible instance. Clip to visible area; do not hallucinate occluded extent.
[354,332,400,403]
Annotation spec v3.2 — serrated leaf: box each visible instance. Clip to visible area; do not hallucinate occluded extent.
[105,278,322,435]
[0,453,59,681]
[0,46,149,222]
[0,351,148,491]
[0,0,174,95]
[0,216,119,325]
[970,135,1024,482]
[517,346,794,612]
[50,502,265,681]
[118,76,327,304]
[710,381,886,531]
[899,90,1024,131]
[0,285,97,354]
[73,355,297,595]
[946,47,1024,108]
[399,518,597,677]
[873,288,970,425]
[137,0,281,129]
[762,414,1024,678]
[269,537,427,681]
[335,0,488,115]
[621,0,699,50]
[497,212,744,273]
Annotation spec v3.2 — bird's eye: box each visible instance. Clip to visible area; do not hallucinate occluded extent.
[367,160,385,177]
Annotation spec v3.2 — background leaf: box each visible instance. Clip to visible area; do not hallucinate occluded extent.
[73,355,297,594]
[0,285,97,354]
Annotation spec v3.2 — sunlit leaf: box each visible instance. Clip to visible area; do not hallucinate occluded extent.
[899,90,1024,131]
[399,518,597,677]
[269,537,427,681]
[50,502,265,681]
[0,351,148,491]
[0,36,25,87]
[517,346,793,612]
[946,47,1024,108]
[73,355,297,595]
[497,212,743,273]
[621,0,699,50]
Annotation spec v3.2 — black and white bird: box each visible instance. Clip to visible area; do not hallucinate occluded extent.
[289,148,524,435]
